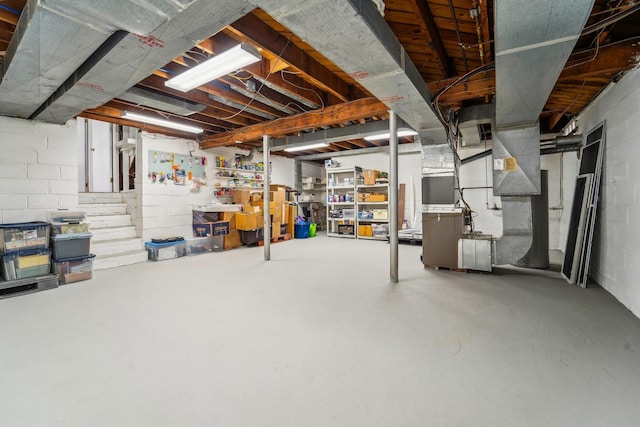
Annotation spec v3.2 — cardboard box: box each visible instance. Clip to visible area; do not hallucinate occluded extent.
[270,188,286,203]
[283,203,291,224]
[232,189,251,205]
[271,222,281,238]
[358,224,373,237]
[256,213,264,229]
[370,193,387,202]
[192,221,230,237]
[235,212,258,231]
[272,203,284,223]
[224,230,242,250]
[250,193,262,202]
[243,205,261,213]
[373,209,388,220]
[220,211,236,230]
[287,205,296,224]
[363,169,380,185]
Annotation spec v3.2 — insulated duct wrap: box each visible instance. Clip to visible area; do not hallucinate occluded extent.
[253,0,446,144]
[34,0,254,123]
[0,0,200,119]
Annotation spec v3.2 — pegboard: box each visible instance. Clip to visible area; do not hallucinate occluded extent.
[148,150,206,185]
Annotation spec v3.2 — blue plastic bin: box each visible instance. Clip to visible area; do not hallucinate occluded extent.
[294,222,310,239]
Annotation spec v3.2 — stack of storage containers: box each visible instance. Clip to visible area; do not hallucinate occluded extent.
[49,212,95,285]
[0,222,52,281]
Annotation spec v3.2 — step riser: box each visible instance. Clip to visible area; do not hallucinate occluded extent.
[92,239,144,257]
[87,215,133,229]
[91,227,137,242]
[94,252,149,270]
[79,193,124,204]
[81,204,127,216]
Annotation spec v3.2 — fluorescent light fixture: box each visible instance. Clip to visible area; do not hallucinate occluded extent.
[165,43,261,92]
[284,142,329,152]
[364,129,418,141]
[121,111,203,134]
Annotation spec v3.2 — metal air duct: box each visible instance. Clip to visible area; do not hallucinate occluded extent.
[251,0,446,144]
[34,0,254,123]
[0,0,198,119]
[491,0,594,265]
[458,103,492,147]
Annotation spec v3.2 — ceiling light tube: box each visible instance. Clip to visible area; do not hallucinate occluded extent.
[165,43,261,92]
[121,111,204,134]
[364,129,418,141]
[284,142,329,152]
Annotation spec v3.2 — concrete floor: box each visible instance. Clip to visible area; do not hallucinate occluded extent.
[1,234,639,426]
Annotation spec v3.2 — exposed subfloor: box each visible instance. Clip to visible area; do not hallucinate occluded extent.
[1,234,639,426]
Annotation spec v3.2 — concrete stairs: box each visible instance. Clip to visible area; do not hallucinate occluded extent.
[79,193,148,270]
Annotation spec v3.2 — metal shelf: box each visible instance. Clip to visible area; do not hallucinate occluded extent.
[328,202,355,206]
[328,218,356,221]
[356,183,389,189]
[327,232,356,239]
[357,201,388,205]
[357,218,388,223]
[217,186,264,189]
[215,176,264,182]
[213,166,264,173]
[357,235,388,240]
[327,185,354,189]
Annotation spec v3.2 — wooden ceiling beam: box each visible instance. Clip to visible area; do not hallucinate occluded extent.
[408,0,454,78]
[200,98,388,148]
[227,13,352,102]
[558,39,640,82]
[0,9,19,26]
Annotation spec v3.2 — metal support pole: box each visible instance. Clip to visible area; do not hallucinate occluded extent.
[389,110,399,283]
[263,134,271,261]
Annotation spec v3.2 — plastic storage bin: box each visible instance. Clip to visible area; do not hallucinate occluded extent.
[145,240,186,261]
[50,233,92,259]
[51,222,89,235]
[186,236,223,255]
[239,228,264,246]
[49,211,86,223]
[1,248,52,281]
[52,254,95,284]
[0,222,50,253]
[294,222,310,239]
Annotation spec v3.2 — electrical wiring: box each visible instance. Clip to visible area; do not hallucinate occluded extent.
[280,69,325,110]
[431,62,495,217]
[212,38,292,121]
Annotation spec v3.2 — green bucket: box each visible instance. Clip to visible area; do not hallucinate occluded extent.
[309,223,317,237]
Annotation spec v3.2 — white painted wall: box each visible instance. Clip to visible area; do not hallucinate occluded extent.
[569,67,640,317]
[0,116,78,224]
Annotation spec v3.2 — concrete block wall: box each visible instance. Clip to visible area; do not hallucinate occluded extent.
[569,67,640,317]
[0,116,78,224]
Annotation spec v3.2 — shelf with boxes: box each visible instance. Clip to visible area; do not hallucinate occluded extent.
[326,167,360,238]
[356,181,389,240]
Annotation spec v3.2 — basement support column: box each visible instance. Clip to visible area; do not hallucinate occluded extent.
[389,110,399,283]
[263,134,271,261]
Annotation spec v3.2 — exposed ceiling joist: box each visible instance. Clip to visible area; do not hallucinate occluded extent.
[226,13,354,102]
[409,0,454,78]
